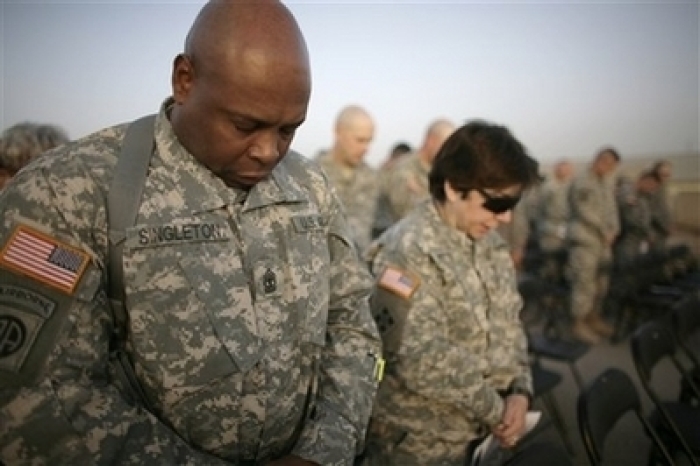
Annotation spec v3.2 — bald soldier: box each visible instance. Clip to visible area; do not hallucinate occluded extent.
[0,2,381,465]
[317,105,378,252]
[377,119,455,227]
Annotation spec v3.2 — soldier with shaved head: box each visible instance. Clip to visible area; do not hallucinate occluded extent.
[0,1,381,465]
[317,105,378,252]
[376,119,456,229]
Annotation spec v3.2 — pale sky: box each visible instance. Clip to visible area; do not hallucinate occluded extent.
[1,0,698,168]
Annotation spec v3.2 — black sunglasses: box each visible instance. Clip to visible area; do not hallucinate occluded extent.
[476,188,521,214]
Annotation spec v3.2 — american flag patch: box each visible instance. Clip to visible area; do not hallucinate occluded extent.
[378,265,419,299]
[0,225,89,295]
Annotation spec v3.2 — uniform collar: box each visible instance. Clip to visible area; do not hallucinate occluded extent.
[154,99,308,214]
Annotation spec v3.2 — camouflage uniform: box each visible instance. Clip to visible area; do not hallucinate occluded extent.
[567,172,619,319]
[317,153,379,253]
[534,178,571,282]
[371,168,399,239]
[0,101,382,465]
[613,178,654,268]
[536,178,571,253]
[647,185,672,252]
[382,153,430,224]
[495,201,529,273]
[364,201,532,466]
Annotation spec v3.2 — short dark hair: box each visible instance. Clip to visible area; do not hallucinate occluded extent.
[429,120,540,203]
[390,142,412,159]
[639,170,660,183]
[596,146,621,163]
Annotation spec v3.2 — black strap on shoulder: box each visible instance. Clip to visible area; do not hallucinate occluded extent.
[107,114,156,407]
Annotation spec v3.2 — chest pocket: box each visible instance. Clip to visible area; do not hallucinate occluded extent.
[123,221,260,391]
[279,215,331,347]
[429,250,489,339]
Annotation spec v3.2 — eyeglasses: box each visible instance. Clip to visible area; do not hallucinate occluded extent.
[476,188,521,214]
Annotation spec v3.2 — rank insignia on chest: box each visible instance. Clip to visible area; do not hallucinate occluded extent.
[0,225,89,295]
[263,268,277,294]
[378,265,419,300]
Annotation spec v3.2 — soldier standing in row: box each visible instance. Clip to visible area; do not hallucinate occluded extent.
[648,160,673,253]
[0,122,69,190]
[567,148,621,345]
[534,160,575,284]
[376,119,455,227]
[317,105,379,253]
[613,171,661,269]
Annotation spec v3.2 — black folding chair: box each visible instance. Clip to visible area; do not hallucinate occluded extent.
[630,321,700,466]
[530,359,575,456]
[577,367,675,466]
[670,295,700,406]
[519,276,589,390]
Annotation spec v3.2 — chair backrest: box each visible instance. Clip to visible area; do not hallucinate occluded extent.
[631,321,700,465]
[671,295,700,366]
[630,321,678,385]
[631,320,700,399]
[577,367,674,466]
[518,275,569,337]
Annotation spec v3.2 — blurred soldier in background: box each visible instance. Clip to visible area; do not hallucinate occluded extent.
[534,160,574,284]
[648,160,673,252]
[380,141,412,171]
[35,124,70,153]
[613,171,661,269]
[373,142,413,238]
[497,195,531,273]
[379,119,455,224]
[566,148,621,344]
[0,122,69,190]
[317,105,379,252]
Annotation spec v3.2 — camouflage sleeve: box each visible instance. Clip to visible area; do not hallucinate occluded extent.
[509,202,530,252]
[650,189,672,235]
[292,193,382,466]
[608,186,621,238]
[571,180,605,240]
[617,189,650,235]
[372,250,506,430]
[486,243,532,395]
[0,165,230,465]
[386,166,421,221]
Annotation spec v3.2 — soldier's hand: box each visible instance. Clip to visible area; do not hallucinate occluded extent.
[266,455,319,466]
[493,394,528,449]
[604,232,617,246]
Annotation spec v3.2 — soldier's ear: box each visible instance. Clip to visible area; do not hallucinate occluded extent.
[444,181,462,203]
[172,54,195,104]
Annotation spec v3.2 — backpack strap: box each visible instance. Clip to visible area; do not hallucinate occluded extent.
[107,114,156,407]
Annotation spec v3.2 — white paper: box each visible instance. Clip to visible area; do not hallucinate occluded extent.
[470,411,542,466]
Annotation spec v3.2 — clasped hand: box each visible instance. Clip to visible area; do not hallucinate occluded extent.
[492,394,529,449]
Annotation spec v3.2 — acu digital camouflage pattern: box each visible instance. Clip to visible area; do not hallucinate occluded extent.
[613,178,655,267]
[647,184,672,252]
[567,171,619,248]
[364,201,532,466]
[0,100,381,465]
[316,153,379,253]
[566,171,619,318]
[379,153,431,225]
[535,176,572,252]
